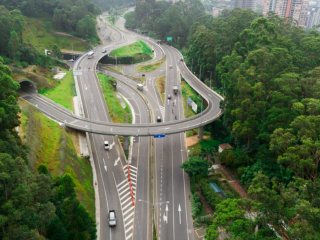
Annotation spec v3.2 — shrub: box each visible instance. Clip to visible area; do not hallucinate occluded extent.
[191,192,202,219]
[199,180,223,210]
[21,61,29,68]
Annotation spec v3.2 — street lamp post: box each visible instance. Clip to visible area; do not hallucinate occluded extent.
[198,96,203,126]
[147,109,150,135]
[208,71,212,89]
[89,99,93,132]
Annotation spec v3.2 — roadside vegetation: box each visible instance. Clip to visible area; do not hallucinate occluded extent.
[39,70,75,111]
[109,40,153,63]
[103,65,124,74]
[19,100,95,217]
[156,75,166,102]
[0,58,96,239]
[24,17,91,53]
[136,57,165,72]
[97,73,132,123]
[181,77,203,137]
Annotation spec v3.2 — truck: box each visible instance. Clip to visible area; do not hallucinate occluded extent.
[173,85,178,94]
[137,83,143,91]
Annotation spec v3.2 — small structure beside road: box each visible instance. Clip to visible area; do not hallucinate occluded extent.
[218,143,232,153]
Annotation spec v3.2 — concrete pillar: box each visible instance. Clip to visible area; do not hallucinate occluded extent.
[198,126,203,139]
[123,136,129,151]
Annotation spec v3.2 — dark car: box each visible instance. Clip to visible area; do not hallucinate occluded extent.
[167,95,171,99]
[157,116,161,122]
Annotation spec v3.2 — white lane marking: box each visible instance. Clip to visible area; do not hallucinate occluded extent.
[178,204,181,224]
[124,211,134,222]
[117,182,128,192]
[114,156,121,166]
[117,179,127,188]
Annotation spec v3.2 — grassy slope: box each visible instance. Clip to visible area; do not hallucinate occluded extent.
[24,17,90,52]
[39,70,75,111]
[20,100,95,217]
[136,57,165,72]
[110,40,153,62]
[97,73,132,123]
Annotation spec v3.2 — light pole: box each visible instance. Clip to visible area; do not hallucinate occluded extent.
[208,71,212,89]
[89,99,93,132]
[198,96,203,126]
[147,109,150,135]
[113,93,115,117]
[199,65,202,81]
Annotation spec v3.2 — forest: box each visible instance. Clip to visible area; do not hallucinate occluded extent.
[0,0,100,42]
[0,58,97,239]
[128,3,320,239]
[190,11,320,240]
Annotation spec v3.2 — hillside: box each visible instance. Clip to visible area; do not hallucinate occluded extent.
[24,17,91,53]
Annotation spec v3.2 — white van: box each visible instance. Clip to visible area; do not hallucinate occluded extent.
[137,83,143,91]
[104,141,110,150]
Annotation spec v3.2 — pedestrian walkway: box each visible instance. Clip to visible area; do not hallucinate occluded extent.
[114,165,138,240]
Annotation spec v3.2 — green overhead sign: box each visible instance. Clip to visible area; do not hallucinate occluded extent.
[167,37,172,41]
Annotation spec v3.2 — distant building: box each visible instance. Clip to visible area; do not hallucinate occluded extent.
[218,143,233,153]
[234,0,256,10]
[262,0,310,27]
[305,1,320,28]
[212,7,222,17]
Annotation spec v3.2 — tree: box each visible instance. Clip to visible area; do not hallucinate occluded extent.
[180,157,209,178]
[51,44,62,59]
[45,21,52,32]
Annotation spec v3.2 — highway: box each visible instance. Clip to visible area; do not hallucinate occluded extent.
[20,11,223,240]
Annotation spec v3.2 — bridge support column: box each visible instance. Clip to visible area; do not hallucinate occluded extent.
[123,136,129,151]
[198,126,203,139]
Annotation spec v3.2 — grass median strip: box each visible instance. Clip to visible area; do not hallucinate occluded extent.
[136,57,166,72]
[156,75,166,102]
[97,73,132,123]
[181,78,200,137]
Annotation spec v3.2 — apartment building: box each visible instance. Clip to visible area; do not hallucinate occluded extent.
[234,0,256,9]
[262,0,310,27]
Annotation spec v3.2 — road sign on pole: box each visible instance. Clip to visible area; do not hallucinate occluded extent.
[167,37,172,41]
[154,134,165,138]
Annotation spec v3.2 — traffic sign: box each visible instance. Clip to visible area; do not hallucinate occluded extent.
[167,36,172,41]
[154,134,165,138]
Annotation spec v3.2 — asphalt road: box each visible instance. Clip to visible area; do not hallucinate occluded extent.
[20,11,223,240]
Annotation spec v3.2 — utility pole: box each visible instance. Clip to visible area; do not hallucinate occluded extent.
[199,65,202,81]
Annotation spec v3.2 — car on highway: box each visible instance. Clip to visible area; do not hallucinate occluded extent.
[167,95,171,99]
[169,65,172,69]
[102,49,107,53]
[108,210,116,227]
[157,116,162,122]
[67,59,74,62]
[180,57,183,62]
[104,141,110,150]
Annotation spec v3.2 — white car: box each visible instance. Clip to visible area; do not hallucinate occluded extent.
[102,49,107,53]
[104,141,110,150]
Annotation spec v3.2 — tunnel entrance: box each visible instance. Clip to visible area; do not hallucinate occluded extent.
[18,79,38,95]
